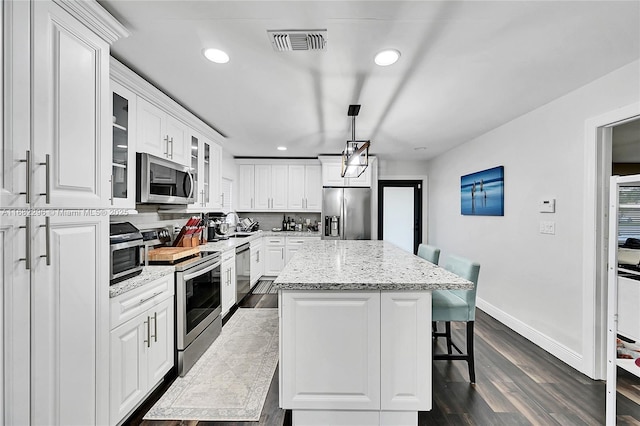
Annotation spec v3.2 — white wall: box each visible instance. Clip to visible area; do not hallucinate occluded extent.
[426,60,639,372]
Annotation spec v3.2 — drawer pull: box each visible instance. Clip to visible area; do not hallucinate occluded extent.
[139,291,162,305]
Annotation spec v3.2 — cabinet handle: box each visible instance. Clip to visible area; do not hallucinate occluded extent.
[110,174,114,205]
[251,198,254,209]
[144,316,151,347]
[38,154,50,204]
[256,251,259,263]
[164,136,169,157]
[18,150,31,203]
[200,189,205,206]
[281,247,284,259]
[168,137,174,159]
[221,193,224,207]
[138,291,162,305]
[18,217,31,270]
[40,216,50,266]
[152,312,158,342]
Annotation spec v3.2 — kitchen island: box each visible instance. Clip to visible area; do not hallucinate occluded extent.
[273,240,473,426]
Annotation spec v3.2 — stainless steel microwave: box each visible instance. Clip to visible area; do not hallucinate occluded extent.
[136,152,195,204]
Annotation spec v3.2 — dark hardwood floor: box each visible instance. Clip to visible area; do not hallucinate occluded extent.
[128,291,639,426]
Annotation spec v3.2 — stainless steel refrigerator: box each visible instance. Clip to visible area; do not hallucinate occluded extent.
[322,187,371,240]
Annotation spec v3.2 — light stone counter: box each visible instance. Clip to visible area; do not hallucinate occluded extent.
[198,231,263,253]
[109,266,175,298]
[274,239,473,291]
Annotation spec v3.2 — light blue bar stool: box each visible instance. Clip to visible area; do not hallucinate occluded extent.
[417,244,440,265]
[432,254,481,383]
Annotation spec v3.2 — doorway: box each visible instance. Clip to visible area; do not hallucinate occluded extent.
[377,180,422,254]
[585,103,640,380]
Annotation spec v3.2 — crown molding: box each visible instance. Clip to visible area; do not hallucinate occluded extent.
[53,0,129,44]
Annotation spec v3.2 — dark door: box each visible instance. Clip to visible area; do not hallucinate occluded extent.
[378,180,422,254]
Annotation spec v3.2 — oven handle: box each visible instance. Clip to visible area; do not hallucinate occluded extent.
[182,260,221,282]
[111,239,143,251]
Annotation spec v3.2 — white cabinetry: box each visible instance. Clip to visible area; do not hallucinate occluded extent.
[236,160,320,212]
[109,275,174,426]
[280,290,431,423]
[1,1,125,424]
[221,250,236,317]
[250,238,264,287]
[188,134,222,210]
[264,236,286,276]
[238,165,255,210]
[288,165,322,211]
[1,0,114,209]
[238,164,288,211]
[320,157,374,188]
[2,214,110,425]
[137,97,190,166]
[110,80,137,209]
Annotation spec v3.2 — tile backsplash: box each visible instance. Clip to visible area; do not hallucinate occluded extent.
[238,212,321,231]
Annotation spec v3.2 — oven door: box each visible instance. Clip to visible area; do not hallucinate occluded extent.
[176,258,222,350]
[110,240,143,283]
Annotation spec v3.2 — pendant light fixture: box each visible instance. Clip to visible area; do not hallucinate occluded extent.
[341,104,370,178]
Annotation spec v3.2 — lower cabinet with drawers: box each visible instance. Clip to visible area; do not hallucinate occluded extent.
[264,235,321,276]
[109,274,175,426]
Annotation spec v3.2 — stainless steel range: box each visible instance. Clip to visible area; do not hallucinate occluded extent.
[174,253,222,376]
[143,227,222,376]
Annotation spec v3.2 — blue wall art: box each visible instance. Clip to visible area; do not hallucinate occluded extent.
[461,166,504,216]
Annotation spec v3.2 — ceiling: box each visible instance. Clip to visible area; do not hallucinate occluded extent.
[99,1,640,161]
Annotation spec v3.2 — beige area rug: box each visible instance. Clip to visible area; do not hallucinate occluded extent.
[144,308,279,421]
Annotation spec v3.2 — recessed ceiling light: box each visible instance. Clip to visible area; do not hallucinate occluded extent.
[277,146,287,151]
[414,146,427,151]
[203,48,229,64]
[374,49,401,66]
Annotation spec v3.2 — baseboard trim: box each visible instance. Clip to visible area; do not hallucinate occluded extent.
[476,298,586,375]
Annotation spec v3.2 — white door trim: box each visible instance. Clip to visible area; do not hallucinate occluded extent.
[583,102,640,379]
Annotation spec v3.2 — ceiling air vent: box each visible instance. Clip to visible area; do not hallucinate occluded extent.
[267,29,327,52]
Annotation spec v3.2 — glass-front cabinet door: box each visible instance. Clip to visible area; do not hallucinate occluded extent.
[111,81,136,209]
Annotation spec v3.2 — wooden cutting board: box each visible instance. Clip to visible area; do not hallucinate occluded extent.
[148,247,200,262]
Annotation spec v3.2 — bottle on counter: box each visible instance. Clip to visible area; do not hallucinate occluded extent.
[282,214,287,231]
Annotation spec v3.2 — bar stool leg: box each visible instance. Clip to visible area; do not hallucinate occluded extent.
[467,321,476,383]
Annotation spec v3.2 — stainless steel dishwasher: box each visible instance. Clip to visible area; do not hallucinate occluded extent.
[236,242,251,302]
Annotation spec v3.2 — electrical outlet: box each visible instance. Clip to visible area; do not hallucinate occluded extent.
[539,221,555,235]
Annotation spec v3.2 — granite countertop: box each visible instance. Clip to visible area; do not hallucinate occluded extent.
[109,266,175,298]
[273,240,474,291]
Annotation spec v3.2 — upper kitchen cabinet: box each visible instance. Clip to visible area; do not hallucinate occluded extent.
[237,162,288,211]
[288,165,321,211]
[137,98,190,167]
[110,59,226,207]
[237,159,322,212]
[319,156,376,188]
[188,133,222,211]
[237,164,255,210]
[255,164,288,210]
[110,80,137,209]
[2,0,127,209]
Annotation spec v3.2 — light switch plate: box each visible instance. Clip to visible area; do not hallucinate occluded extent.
[539,221,555,235]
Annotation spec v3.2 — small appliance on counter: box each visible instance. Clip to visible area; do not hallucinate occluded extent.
[109,222,144,284]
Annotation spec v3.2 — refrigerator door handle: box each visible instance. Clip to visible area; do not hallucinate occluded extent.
[341,195,346,240]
